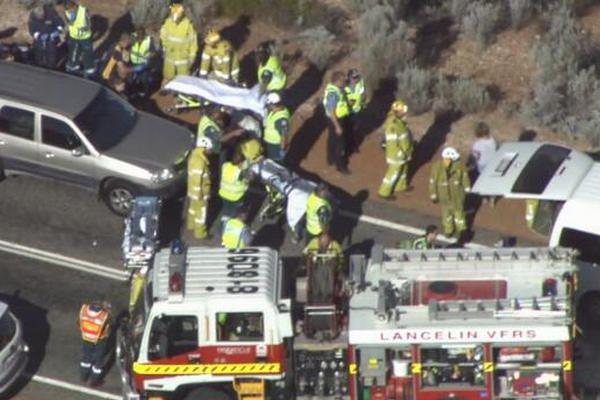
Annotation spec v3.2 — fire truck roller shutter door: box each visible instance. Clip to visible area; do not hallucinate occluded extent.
[182,387,230,400]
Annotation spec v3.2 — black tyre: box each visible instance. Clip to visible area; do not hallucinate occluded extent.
[102,179,139,216]
[183,387,232,400]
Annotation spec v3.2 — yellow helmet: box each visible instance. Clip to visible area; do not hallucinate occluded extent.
[391,99,408,114]
[170,3,184,19]
[205,29,221,46]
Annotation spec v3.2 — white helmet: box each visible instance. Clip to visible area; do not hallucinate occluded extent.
[265,92,281,106]
[196,136,213,150]
[441,146,460,161]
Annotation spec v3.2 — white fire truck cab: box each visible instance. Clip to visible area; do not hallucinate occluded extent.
[117,246,294,400]
[347,246,578,400]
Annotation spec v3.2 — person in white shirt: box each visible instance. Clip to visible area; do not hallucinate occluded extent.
[470,122,498,206]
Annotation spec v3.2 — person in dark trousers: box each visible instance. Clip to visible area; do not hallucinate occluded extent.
[64,0,95,78]
[323,71,352,174]
[28,3,64,69]
[101,33,133,95]
[79,301,112,387]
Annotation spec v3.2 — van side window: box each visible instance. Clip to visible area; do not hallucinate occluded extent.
[559,228,600,264]
[42,116,82,151]
[216,312,264,342]
[0,106,34,140]
[148,315,198,361]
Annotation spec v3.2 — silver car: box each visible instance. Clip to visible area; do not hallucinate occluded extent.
[0,302,28,394]
[0,61,194,216]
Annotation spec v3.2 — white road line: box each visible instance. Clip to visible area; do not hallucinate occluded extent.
[0,239,128,281]
[339,210,489,249]
[30,375,121,400]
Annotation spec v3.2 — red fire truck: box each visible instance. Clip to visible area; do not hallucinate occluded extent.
[346,246,578,400]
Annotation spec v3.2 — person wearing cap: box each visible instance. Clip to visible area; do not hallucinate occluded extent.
[256,41,287,93]
[101,33,133,95]
[343,68,366,155]
[79,301,112,386]
[187,137,213,240]
[323,71,352,174]
[378,100,413,199]
[239,137,264,167]
[64,0,94,78]
[263,92,291,162]
[221,207,253,249]
[28,2,64,69]
[197,107,227,159]
[429,147,472,238]
[159,0,197,82]
[199,28,240,83]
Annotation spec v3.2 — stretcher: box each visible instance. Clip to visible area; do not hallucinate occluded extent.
[250,159,317,231]
[122,197,161,269]
[164,76,267,117]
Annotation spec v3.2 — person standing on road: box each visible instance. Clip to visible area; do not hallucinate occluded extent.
[222,207,253,249]
[305,183,333,242]
[159,0,197,83]
[64,0,95,78]
[199,29,240,84]
[469,121,498,207]
[323,71,352,174]
[197,108,227,159]
[187,137,213,240]
[129,27,155,98]
[378,100,413,199]
[344,68,366,153]
[303,232,344,269]
[429,147,471,238]
[218,150,251,224]
[79,301,112,387]
[256,41,287,93]
[28,3,64,69]
[263,92,291,162]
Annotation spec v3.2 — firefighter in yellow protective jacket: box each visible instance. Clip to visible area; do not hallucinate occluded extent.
[429,147,472,238]
[187,137,213,239]
[159,0,197,82]
[378,100,413,199]
[79,301,112,386]
[199,29,240,83]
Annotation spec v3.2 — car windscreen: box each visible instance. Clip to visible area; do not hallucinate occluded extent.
[74,89,137,151]
[0,311,16,351]
[512,144,571,194]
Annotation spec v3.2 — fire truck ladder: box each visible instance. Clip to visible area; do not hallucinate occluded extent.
[233,379,265,400]
[367,246,578,281]
[428,296,571,322]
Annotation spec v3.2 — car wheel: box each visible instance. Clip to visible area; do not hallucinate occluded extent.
[103,179,138,217]
[183,387,232,400]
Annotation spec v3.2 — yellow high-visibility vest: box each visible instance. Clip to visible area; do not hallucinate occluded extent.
[222,218,248,249]
[131,35,152,65]
[263,108,290,145]
[322,83,350,119]
[218,162,248,202]
[258,55,287,91]
[306,192,332,236]
[66,5,91,41]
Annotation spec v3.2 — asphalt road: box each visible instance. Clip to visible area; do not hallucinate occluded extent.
[3,174,597,399]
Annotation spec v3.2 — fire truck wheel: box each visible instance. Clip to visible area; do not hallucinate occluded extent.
[183,387,232,400]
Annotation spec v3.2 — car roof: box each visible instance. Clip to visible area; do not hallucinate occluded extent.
[0,61,101,118]
[472,142,594,201]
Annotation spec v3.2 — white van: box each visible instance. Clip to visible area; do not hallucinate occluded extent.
[0,301,28,394]
[472,142,600,264]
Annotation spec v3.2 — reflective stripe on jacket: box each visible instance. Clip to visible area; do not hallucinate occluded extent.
[79,304,109,344]
[258,55,287,91]
[345,79,365,113]
[263,108,290,145]
[219,162,248,202]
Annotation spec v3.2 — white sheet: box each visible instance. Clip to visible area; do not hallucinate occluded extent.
[165,76,267,117]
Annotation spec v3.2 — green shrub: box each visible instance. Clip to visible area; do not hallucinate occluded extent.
[449,77,494,113]
[296,26,337,70]
[449,0,470,21]
[396,65,437,115]
[358,5,415,95]
[130,0,169,30]
[215,0,329,29]
[462,2,506,48]
[508,0,534,29]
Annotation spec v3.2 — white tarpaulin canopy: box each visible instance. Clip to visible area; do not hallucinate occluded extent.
[165,76,267,117]
[250,159,317,230]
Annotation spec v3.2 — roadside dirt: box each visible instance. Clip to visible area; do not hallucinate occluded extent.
[4,0,594,245]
